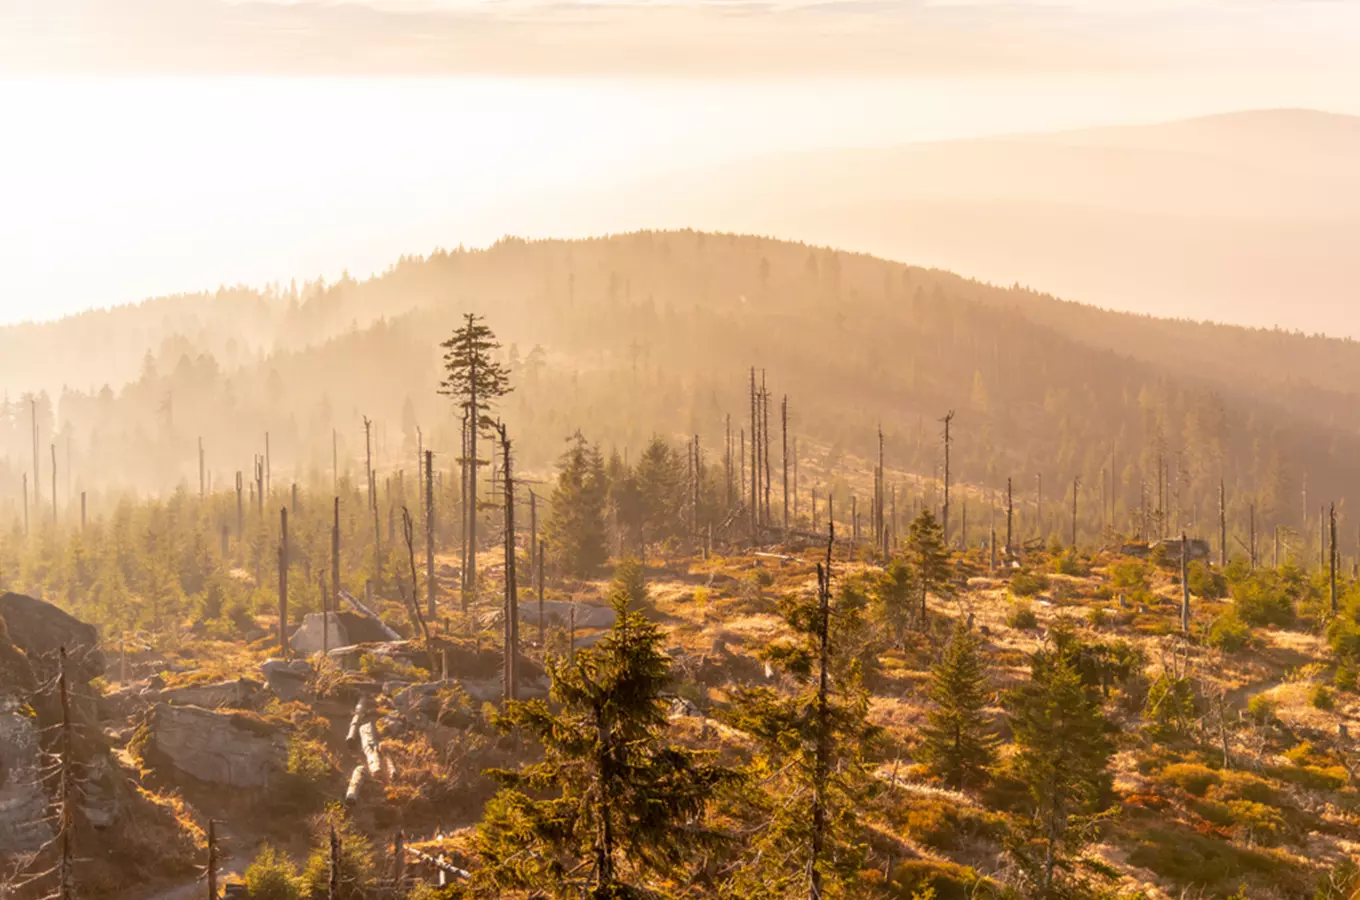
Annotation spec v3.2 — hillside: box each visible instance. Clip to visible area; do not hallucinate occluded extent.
[3,231,1360,556]
[536,110,1360,335]
[3,231,1360,558]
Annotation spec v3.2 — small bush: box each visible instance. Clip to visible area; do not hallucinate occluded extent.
[1310,684,1335,710]
[1246,694,1277,725]
[1156,762,1220,797]
[1052,551,1087,576]
[1087,607,1107,629]
[1222,799,1287,846]
[1335,663,1358,692]
[243,845,300,900]
[889,860,983,900]
[1187,561,1227,600]
[1208,613,1251,653]
[1006,601,1038,629]
[1009,569,1050,597]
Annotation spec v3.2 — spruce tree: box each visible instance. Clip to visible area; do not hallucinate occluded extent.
[920,621,995,790]
[543,432,609,577]
[730,544,880,898]
[874,556,915,648]
[1006,639,1114,898]
[438,313,513,611]
[907,509,951,628]
[475,561,737,898]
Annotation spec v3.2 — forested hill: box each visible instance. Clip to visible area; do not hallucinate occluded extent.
[2,230,1356,549]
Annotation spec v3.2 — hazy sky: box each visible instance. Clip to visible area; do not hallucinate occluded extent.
[1,0,1359,326]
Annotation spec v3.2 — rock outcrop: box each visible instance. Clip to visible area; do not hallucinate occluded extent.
[159,677,261,709]
[141,704,288,789]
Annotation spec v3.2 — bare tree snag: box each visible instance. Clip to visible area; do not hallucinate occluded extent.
[279,507,289,656]
[426,449,436,620]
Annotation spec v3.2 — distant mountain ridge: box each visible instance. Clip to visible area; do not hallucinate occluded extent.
[532,108,1360,336]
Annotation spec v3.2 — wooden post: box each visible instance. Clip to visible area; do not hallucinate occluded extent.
[279,507,289,656]
[426,449,436,620]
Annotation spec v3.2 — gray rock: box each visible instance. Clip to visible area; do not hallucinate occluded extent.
[290,612,351,656]
[260,658,314,701]
[144,704,288,789]
[159,677,261,709]
[520,601,615,630]
[0,694,51,853]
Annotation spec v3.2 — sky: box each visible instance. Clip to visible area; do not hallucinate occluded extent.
[1,0,1359,325]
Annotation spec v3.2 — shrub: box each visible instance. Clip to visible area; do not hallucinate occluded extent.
[1232,575,1295,628]
[1087,607,1107,629]
[1052,551,1087,576]
[1208,614,1251,652]
[1111,562,1149,593]
[1222,799,1287,846]
[1156,762,1220,797]
[1187,561,1227,600]
[1006,601,1038,629]
[1310,684,1335,710]
[1246,694,1277,725]
[243,845,300,900]
[889,860,983,900]
[1336,663,1358,692]
[1010,569,1050,597]
[300,807,374,900]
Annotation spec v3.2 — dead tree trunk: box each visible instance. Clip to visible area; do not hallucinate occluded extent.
[206,819,218,900]
[1071,476,1079,549]
[1005,477,1014,557]
[497,422,518,704]
[58,646,75,900]
[1219,479,1227,567]
[1180,531,1191,634]
[782,397,790,537]
[199,437,205,499]
[1331,503,1338,616]
[332,497,342,611]
[426,449,436,621]
[749,367,758,537]
[538,543,546,649]
[235,471,244,543]
[279,508,289,656]
[809,538,833,899]
[401,508,431,642]
[762,371,772,528]
[941,411,954,546]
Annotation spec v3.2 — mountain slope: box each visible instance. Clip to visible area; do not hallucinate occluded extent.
[533,109,1360,335]
[2,230,1358,557]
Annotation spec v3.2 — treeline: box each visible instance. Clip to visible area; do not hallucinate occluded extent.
[4,232,1360,560]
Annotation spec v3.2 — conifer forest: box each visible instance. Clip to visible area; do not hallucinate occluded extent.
[3,231,1360,900]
